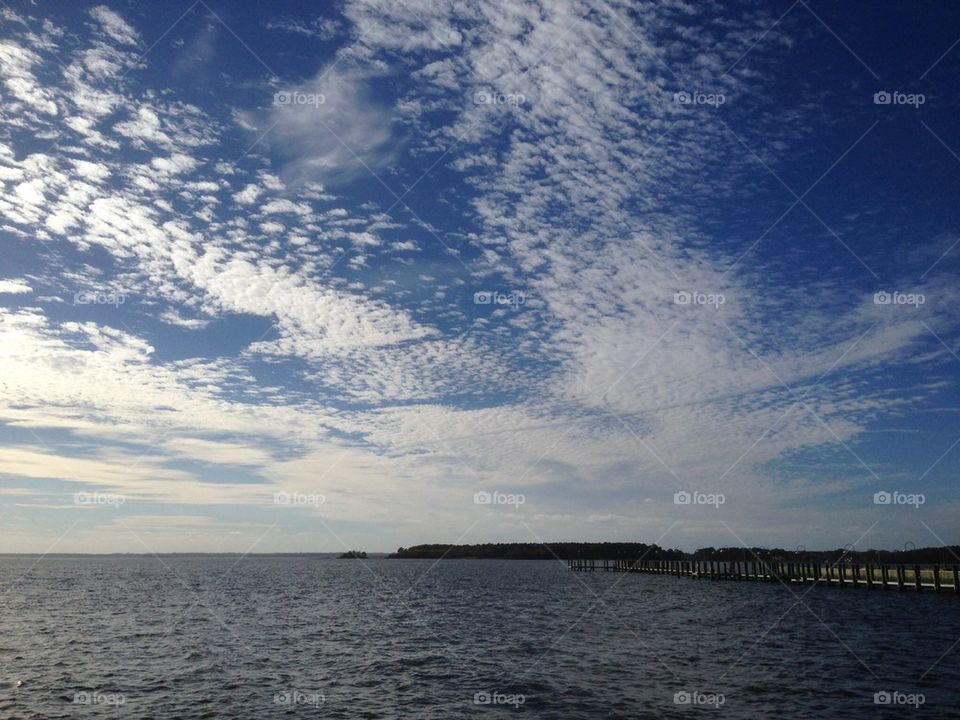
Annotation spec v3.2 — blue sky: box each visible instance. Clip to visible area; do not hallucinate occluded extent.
[0,0,958,552]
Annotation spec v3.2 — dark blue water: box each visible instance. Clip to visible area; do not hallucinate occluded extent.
[0,557,956,718]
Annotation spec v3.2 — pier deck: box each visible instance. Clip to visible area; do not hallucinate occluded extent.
[567,558,960,592]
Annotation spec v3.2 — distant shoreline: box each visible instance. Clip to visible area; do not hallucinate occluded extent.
[390,542,960,563]
[1,543,956,563]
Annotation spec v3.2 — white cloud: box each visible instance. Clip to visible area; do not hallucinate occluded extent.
[0,278,32,294]
[150,153,199,175]
[88,6,140,46]
[0,41,58,115]
[261,198,312,215]
[265,16,342,40]
[14,178,45,204]
[164,437,274,466]
[243,65,401,184]
[233,183,262,204]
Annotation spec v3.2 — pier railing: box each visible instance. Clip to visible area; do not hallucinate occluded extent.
[567,558,960,592]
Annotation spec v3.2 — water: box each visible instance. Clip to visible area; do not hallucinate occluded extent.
[0,557,957,718]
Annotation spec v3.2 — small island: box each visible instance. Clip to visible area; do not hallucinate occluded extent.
[339,550,368,559]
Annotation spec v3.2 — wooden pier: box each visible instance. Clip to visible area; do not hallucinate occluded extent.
[567,558,960,593]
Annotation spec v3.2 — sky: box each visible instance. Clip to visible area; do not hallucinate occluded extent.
[0,0,958,553]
